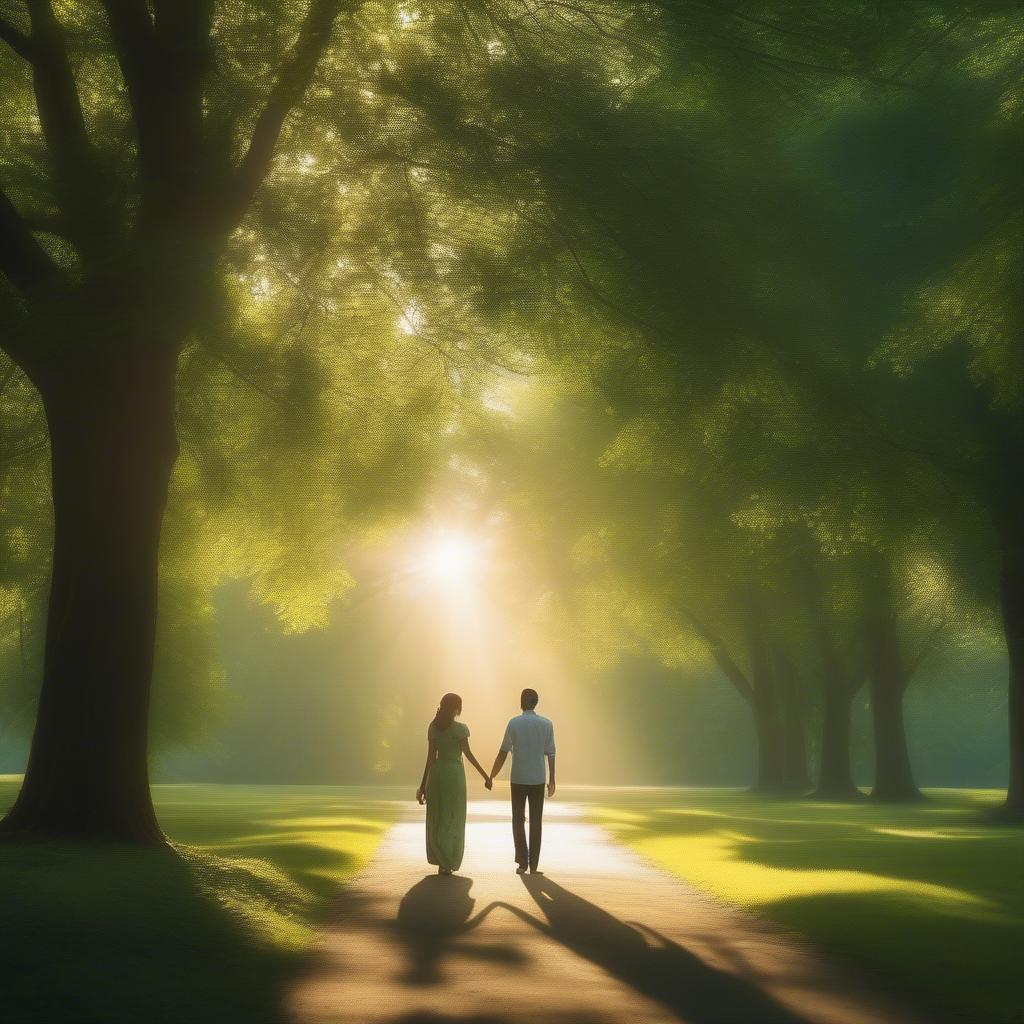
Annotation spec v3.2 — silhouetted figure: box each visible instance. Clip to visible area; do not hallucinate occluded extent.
[488,688,556,874]
[416,693,492,874]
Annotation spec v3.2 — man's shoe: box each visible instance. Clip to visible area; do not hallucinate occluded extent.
[529,868,543,874]
[516,864,527,874]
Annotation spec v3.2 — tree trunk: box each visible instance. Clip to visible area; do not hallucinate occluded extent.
[815,674,864,800]
[748,636,787,793]
[796,556,863,800]
[774,647,810,793]
[999,525,1024,821]
[0,344,179,843]
[867,660,922,802]
[864,560,922,803]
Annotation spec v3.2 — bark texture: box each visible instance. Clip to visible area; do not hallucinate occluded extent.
[0,345,178,842]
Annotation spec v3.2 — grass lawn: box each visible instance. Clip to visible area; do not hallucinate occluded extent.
[0,779,400,1024]
[591,787,1023,1024]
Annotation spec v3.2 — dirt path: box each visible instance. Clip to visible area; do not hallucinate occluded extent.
[289,799,928,1024]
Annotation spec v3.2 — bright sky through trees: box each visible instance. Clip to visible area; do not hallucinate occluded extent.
[0,0,1020,842]
[1,5,1022,1022]
[415,531,483,589]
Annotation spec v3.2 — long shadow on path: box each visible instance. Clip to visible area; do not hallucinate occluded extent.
[384,872,808,1023]
[515,874,809,1024]
[394,875,526,986]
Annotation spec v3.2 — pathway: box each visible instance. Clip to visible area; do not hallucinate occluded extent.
[288,800,928,1024]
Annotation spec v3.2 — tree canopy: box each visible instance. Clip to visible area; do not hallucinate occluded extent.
[0,1,1021,837]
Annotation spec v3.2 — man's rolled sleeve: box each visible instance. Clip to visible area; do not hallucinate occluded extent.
[545,724,556,756]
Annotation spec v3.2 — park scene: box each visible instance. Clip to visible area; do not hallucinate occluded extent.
[0,2,1022,1022]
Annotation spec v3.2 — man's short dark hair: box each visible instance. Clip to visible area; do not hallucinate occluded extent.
[521,688,539,710]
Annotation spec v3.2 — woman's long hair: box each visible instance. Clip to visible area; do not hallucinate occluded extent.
[432,692,462,732]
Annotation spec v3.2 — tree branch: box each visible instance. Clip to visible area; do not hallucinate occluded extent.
[904,616,947,683]
[0,185,60,293]
[152,1,213,167]
[682,607,755,704]
[0,14,34,61]
[222,0,348,230]
[97,1,160,177]
[0,182,64,379]
[24,0,104,251]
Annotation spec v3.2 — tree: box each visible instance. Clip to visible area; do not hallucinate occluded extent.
[443,1,1021,808]
[0,0,367,841]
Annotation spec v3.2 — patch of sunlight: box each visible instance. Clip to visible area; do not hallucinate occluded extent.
[589,806,651,823]
[604,820,642,832]
[660,807,731,819]
[668,809,883,830]
[594,803,842,830]
[719,829,757,843]
[873,827,962,839]
[926,788,1005,803]
[301,865,366,889]
[212,827,382,852]
[633,832,1006,923]
[178,846,315,950]
[252,815,391,831]
[397,300,425,335]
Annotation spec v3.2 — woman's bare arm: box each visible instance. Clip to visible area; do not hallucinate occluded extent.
[417,738,437,803]
[460,738,493,788]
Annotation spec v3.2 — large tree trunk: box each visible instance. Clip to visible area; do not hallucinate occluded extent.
[815,673,864,800]
[868,674,921,802]
[864,560,922,803]
[797,556,863,801]
[999,524,1024,821]
[748,636,787,792]
[0,344,179,843]
[774,647,810,793]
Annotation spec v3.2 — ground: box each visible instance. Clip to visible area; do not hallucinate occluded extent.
[289,799,928,1024]
[593,787,1023,1024]
[1,782,1020,1023]
[0,779,399,1024]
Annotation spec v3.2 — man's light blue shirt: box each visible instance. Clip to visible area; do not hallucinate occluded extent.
[500,709,555,785]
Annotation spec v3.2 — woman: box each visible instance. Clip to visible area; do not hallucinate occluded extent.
[416,692,491,874]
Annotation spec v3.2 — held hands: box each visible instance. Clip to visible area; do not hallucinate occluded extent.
[485,776,493,790]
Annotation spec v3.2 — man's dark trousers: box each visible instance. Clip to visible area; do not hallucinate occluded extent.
[511,783,545,870]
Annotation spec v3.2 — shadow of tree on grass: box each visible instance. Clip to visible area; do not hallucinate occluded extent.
[599,790,1023,1022]
[0,842,305,1024]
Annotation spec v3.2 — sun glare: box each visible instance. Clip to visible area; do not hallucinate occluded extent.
[418,532,479,586]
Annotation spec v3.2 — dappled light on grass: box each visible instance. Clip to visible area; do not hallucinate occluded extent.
[0,781,397,1024]
[158,787,400,907]
[593,788,1023,1022]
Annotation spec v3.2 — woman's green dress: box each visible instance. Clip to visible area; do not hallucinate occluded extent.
[426,721,469,871]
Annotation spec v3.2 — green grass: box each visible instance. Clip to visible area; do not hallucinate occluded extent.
[591,787,1023,1024]
[0,779,399,1024]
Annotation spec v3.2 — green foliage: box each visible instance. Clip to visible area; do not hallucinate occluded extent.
[1,1,1021,785]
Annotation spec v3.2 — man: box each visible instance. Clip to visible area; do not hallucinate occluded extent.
[488,688,556,874]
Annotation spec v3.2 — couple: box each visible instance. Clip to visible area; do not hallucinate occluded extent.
[416,688,556,876]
